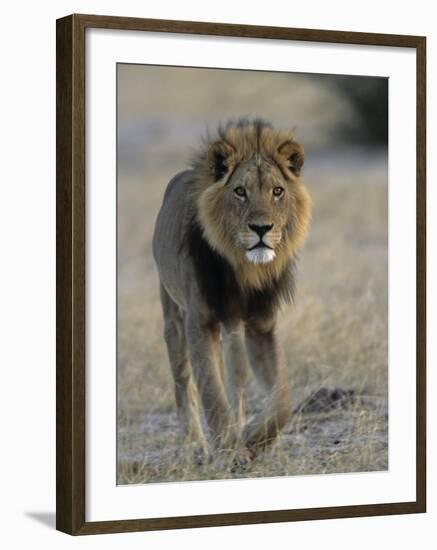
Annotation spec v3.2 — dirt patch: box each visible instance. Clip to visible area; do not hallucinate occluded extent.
[117,387,388,485]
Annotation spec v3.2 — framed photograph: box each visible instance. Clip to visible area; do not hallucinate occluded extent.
[56,14,426,535]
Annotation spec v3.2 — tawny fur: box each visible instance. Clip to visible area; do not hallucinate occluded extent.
[153,118,311,464]
[190,119,311,290]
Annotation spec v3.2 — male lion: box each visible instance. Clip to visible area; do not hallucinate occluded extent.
[153,119,311,465]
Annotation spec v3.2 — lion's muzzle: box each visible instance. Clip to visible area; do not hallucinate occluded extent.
[239,224,281,264]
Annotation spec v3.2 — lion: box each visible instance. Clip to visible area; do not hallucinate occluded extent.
[152,118,311,465]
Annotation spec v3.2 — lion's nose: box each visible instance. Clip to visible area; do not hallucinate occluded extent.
[248,223,274,238]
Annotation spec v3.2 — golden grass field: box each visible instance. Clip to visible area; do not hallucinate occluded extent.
[116,65,388,484]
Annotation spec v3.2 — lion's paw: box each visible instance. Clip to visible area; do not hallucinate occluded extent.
[230,447,254,473]
[178,442,209,466]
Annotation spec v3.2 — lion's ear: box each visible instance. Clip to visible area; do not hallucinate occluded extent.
[208,141,235,182]
[277,140,304,177]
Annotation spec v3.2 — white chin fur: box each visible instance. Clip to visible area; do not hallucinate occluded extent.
[245,248,276,264]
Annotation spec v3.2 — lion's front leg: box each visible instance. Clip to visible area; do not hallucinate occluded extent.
[243,316,291,456]
[221,321,248,433]
[185,313,239,451]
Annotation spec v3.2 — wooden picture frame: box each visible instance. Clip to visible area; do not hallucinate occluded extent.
[56,13,426,535]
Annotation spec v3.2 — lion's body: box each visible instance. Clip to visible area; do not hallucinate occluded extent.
[152,119,311,462]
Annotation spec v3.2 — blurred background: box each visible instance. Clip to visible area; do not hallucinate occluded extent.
[117,64,388,484]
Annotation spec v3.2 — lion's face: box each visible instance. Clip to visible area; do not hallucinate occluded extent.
[194,122,311,288]
[220,158,301,265]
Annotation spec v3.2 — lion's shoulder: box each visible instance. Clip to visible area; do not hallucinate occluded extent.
[162,169,194,203]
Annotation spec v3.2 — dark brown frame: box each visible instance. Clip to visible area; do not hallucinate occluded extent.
[56,13,427,535]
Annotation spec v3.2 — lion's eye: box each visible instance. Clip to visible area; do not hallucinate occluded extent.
[234,186,246,198]
[273,186,284,197]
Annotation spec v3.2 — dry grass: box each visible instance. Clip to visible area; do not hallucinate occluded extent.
[116,65,388,485]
